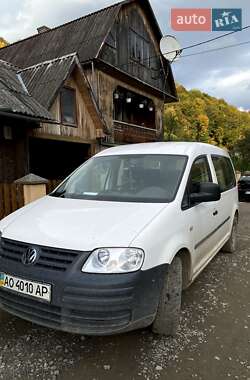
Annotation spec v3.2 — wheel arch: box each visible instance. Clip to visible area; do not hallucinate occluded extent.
[175,248,192,289]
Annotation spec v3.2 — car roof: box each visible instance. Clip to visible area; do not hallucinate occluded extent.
[96,142,229,158]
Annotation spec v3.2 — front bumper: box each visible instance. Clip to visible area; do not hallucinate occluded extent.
[0,238,166,335]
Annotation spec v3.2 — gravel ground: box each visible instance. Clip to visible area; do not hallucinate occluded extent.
[0,202,249,380]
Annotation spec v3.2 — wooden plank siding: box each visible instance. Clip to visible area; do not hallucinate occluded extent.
[30,71,98,145]
[113,121,160,143]
[99,2,171,95]
[0,183,24,219]
[95,69,164,136]
[0,126,29,183]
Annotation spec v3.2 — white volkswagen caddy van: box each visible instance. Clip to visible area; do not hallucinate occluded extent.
[0,142,238,336]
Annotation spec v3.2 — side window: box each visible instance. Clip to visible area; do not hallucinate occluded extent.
[182,156,212,209]
[212,155,236,192]
[190,156,212,185]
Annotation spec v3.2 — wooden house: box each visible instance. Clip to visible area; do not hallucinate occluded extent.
[0,0,177,181]
[0,60,52,182]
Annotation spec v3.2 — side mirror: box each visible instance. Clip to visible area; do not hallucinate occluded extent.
[190,182,221,204]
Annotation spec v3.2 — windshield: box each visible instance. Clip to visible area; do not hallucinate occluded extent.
[51,154,188,203]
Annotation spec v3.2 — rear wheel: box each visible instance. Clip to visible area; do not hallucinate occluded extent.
[222,216,238,254]
[152,256,182,336]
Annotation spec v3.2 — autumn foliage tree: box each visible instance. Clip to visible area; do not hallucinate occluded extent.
[0,37,8,48]
[235,129,250,171]
[164,85,250,170]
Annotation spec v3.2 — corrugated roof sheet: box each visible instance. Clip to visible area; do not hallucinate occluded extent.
[20,54,76,109]
[0,1,122,68]
[0,60,52,120]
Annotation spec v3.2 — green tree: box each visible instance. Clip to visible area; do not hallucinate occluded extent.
[235,130,250,171]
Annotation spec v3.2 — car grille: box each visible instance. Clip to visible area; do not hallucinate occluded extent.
[0,238,88,272]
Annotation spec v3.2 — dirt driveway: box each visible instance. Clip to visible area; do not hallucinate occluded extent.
[0,203,249,380]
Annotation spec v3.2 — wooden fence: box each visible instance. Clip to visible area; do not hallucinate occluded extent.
[0,180,62,220]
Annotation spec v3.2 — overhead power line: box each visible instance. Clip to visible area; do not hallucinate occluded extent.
[180,25,250,52]
[181,40,250,58]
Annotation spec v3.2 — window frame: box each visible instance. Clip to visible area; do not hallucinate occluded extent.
[211,154,236,193]
[105,23,117,50]
[60,86,77,127]
[129,28,150,67]
[182,155,213,210]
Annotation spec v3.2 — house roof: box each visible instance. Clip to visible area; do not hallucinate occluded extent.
[19,53,108,132]
[0,60,53,121]
[0,1,122,68]
[19,53,77,109]
[0,0,162,69]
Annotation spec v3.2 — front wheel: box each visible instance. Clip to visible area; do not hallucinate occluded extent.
[152,256,182,336]
[221,216,238,254]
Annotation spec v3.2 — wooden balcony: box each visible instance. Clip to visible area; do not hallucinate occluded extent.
[113,120,160,143]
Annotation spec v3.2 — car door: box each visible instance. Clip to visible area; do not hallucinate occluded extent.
[210,155,237,245]
[182,155,220,277]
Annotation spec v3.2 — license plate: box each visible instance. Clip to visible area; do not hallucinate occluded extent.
[0,273,51,302]
[245,191,250,195]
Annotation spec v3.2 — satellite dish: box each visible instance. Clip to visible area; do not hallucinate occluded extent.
[160,35,182,62]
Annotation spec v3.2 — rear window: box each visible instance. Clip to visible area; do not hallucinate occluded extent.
[211,155,236,192]
[240,176,250,181]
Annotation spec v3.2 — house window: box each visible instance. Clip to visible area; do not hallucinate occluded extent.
[113,86,155,129]
[129,29,150,67]
[60,87,77,125]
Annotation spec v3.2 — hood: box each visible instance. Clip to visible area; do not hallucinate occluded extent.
[1,196,167,251]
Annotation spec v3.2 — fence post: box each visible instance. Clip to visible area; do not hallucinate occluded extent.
[15,174,48,205]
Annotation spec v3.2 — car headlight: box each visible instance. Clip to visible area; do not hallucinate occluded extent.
[82,248,144,274]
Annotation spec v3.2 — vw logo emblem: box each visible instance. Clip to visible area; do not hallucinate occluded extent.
[22,248,39,266]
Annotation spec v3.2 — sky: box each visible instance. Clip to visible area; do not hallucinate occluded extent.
[0,0,249,110]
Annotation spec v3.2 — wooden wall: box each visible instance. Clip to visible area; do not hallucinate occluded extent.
[0,183,24,219]
[0,126,28,183]
[99,2,170,94]
[31,69,97,144]
[95,69,164,134]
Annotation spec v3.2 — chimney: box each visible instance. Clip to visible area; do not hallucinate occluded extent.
[37,26,50,34]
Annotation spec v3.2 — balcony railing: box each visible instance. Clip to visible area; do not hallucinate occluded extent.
[113,120,160,143]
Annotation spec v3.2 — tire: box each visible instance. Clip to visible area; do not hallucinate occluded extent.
[221,216,238,254]
[152,256,182,336]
